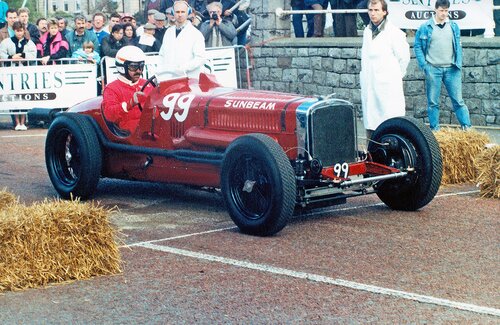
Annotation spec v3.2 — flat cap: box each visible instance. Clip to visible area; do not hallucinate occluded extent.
[153,12,166,21]
[147,9,159,15]
[144,22,156,30]
[121,13,134,19]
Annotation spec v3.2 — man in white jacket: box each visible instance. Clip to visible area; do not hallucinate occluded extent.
[360,0,410,141]
[158,0,205,80]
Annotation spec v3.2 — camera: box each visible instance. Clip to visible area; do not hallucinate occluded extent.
[210,12,218,20]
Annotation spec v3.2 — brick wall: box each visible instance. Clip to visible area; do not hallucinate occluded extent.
[247,2,500,126]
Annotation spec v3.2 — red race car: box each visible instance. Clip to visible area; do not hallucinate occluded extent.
[43,73,442,236]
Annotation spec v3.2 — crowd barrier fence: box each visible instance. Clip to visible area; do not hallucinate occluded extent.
[0,45,250,115]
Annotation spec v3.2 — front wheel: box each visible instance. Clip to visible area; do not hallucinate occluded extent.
[368,117,442,211]
[221,134,296,236]
[45,114,102,200]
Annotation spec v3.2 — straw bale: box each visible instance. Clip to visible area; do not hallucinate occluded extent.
[434,128,490,185]
[0,196,121,292]
[0,189,18,210]
[474,145,500,199]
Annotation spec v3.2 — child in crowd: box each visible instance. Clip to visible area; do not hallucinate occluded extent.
[71,41,101,64]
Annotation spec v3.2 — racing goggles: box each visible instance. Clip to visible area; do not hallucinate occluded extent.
[128,62,145,72]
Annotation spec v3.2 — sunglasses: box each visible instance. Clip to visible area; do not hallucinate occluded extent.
[128,62,145,71]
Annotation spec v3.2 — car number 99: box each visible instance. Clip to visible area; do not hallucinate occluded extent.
[161,93,195,122]
[333,162,349,178]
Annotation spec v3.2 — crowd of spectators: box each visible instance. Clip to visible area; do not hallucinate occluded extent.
[0,0,251,66]
[0,1,252,130]
[291,0,498,38]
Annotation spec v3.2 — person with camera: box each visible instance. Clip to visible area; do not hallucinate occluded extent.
[199,1,236,47]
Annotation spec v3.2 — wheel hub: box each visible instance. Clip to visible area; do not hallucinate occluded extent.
[377,134,416,171]
[64,134,76,179]
[242,180,256,193]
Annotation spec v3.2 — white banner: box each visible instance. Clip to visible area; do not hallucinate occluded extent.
[0,47,244,113]
[387,0,495,30]
[0,63,97,111]
[103,46,238,88]
[205,47,238,88]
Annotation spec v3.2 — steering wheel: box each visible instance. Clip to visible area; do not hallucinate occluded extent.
[137,75,158,111]
[141,75,158,92]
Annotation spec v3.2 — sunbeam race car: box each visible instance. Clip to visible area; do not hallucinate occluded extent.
[43,73,442,236]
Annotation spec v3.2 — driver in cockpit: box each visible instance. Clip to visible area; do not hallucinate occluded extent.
[103,45,153,133]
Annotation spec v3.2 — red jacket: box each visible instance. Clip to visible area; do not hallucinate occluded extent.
[102,76,153,133]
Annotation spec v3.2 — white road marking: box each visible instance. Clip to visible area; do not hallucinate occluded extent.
[137,242,500,317]
[123,189,495,316]
[436,189,480,197]
[123,226,237,248]
[124,189,481,248]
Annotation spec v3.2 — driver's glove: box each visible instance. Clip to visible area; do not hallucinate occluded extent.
[125,91,146,111]
[133,91,146,105]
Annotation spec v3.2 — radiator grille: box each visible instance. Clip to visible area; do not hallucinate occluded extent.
[208,110,280,132]
[309,104,356,166]
[170,119,185,139]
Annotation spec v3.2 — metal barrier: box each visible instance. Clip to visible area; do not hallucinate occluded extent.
[0,58,98,115]
[276,8,368,17]
[100,45,251,89]
[0,46,251,115]
[99,52,160,87]
[0,57,94,66]
[207,45,251,89]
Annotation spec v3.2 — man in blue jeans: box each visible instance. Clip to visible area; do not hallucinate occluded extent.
[291,0,314,37]
[414,0,471,131]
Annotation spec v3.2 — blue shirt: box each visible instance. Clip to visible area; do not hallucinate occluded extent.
[414,18,463,70]
[0,1,8,24]
[93,29,109,45]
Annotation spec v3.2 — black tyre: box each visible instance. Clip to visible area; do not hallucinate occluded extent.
[221,134,296,236]
[368,117,442,210]
[45,114,102,200]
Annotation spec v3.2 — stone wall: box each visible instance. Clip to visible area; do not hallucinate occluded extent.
[247,2,500,127]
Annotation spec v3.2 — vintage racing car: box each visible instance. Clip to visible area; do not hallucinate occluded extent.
[43,73,443,236]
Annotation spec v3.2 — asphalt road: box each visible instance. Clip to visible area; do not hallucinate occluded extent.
[0,125,499,323]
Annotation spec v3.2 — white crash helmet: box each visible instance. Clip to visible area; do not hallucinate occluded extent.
[115,46,147,75]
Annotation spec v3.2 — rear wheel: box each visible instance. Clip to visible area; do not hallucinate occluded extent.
[45,114,102,200]
[368,117,442,210]
[221,134,296,236]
